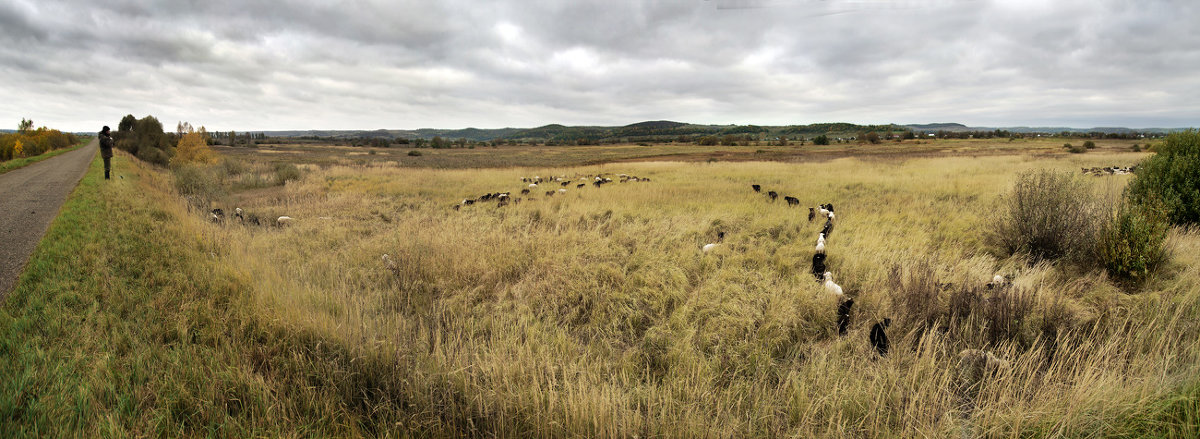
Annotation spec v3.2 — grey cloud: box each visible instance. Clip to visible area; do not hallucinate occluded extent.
[1,0,1198,131]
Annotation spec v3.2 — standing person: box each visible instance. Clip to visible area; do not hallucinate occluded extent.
[99,125,114,179]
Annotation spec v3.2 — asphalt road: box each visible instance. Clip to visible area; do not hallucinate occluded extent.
[0,139,97,298]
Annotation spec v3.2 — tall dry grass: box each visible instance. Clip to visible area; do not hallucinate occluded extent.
[194,151,1197,436]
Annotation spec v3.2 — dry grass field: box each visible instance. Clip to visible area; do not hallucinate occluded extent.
[182,138,1197,436]
[214,137,1144,169]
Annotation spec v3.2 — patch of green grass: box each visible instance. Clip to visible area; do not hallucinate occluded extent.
[0,138,91,174]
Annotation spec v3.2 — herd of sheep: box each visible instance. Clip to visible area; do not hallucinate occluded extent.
[203,169,1015,393]
[1081,165,1137,176]
[452,173,652,210]
[741,183,1011,389]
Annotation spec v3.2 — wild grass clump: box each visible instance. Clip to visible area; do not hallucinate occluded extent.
[172,163,225,203]
[1068,144,1087,153]
[990,169,1101,263]
[1126,130,1200,225]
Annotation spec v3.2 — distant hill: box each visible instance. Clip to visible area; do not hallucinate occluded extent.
[251,121,1189,142]
[906,123,970,132]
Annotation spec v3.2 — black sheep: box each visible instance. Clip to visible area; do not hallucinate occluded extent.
[767,191,778,201]
[784,196,799,206]
[870,319,891,356]
[808,207,816,222]
[821,220,833,238]
[752,184,761,192]
[811,253,827,282]
[837,299,854,336]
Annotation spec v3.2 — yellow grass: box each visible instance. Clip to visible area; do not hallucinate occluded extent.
[196,148,1197,436]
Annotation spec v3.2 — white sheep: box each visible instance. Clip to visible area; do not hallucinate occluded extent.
[819,206,830,218]
[703,231,726,253]
[823,271,844,297]
[816,233,826,254]
[528,183,538,188]
[827,212,835,221]
[987,274,1007,289]
[381,253,398,272]
[277,216,294,226]
[558,188,567,194]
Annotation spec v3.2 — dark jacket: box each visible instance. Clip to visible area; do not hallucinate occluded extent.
[99,132,114,158]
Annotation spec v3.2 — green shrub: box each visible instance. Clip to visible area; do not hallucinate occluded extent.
[407,150,422,157]
[1068,144,1087,154]
[1095,202,1170,283]
[1126,130,1200,225]
[813,135,830,145]
[990,169,1100,262]
[1132,144,1141,152]
[273,163,302,185]
[1083,140,1096,149]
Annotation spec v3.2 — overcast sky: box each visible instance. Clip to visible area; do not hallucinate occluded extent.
[2,0,1197,132]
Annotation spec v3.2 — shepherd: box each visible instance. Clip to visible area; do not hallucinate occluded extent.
[99,125,114,179]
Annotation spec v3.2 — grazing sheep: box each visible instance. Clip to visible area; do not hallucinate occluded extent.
[464,199,475,206]
[785,196,799,206]
[808,207,816,222]
[577,183,585,188]
[957,349,1010,392]
[521,188,531,195]
[558,188,567,194]
[823,272,844,297]
[234,207,244,221]
[987,274,1007,290]
[816,233,826,255]
[752,184,762,192]
[452,204,460,211]
[381,253,399,274]
[529,183,538,188]
[703,231,725,253]
[818,206,830,218]
[811,253,827,281]
[767,191,778,201]
[821,220,834,239]
[827,212,835,221]
[837,298,854,336]
[870,319,892,356]
[277,216,294,226]
[546,190,555,196]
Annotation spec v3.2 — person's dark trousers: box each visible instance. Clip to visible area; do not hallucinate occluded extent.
[103,156,111,179]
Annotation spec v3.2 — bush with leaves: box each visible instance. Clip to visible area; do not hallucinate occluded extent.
[1095,201,1170,282]
[114,114,173,166]
[990,170,1100,262]
[1126,130,1200,225]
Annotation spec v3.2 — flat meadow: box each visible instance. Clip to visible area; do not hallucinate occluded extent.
[184,138,1197,436]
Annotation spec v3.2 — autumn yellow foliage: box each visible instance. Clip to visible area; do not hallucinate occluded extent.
[0,125,77,161]
[173,126,216,165]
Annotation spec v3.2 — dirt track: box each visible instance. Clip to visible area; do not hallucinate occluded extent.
[0,139,97,298]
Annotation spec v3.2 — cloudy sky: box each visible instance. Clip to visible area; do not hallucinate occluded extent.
[2,0,1197,132]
